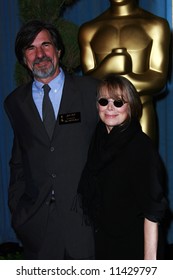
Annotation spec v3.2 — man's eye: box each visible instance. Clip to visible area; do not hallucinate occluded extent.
[42,43,52,48]
[26,46,35,51]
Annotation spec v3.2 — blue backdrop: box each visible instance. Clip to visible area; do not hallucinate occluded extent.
[0,0,173,245]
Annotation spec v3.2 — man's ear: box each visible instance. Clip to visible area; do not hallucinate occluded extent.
[23,56,27,65]
[57,50,61,57]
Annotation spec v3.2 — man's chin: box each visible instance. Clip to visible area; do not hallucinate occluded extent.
[33,68,55,79]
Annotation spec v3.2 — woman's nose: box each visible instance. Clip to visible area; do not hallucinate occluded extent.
[107,100,114,110]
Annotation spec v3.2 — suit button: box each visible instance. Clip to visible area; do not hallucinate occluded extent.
[52,173,56,178]
[50,146,54,152]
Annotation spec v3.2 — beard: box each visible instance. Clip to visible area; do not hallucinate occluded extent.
[32,57,56,79]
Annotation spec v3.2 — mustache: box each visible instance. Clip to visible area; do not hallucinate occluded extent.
[33,56,52,66]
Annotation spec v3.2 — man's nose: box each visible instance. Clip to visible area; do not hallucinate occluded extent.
[36,46,45,57]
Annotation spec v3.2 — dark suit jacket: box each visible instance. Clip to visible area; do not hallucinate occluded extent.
[4,72,99,258]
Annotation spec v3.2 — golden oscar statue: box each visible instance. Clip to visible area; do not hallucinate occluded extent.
[78,0,170,142]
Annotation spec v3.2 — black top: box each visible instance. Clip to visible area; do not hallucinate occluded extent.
[78,120,167,259]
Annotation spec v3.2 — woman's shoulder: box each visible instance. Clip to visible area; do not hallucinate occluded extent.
[131,129,160,161]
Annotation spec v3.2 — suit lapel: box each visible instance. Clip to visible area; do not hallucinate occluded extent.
[52,74,80,139]
[59,74,76,114]
[21,82,50,141]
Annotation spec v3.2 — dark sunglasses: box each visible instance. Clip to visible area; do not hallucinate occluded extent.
[98,98,127,108]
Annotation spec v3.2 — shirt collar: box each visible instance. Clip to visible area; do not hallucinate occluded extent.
[33,67,65,93]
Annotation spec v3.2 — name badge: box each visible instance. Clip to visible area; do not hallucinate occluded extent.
[59,112,81,125]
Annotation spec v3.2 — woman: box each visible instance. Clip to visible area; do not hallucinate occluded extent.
[77,74,167,260]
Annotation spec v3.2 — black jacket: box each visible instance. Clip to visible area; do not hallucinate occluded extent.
[4,72,99,257]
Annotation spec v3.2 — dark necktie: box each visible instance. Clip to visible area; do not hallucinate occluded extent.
[42,84,56,139]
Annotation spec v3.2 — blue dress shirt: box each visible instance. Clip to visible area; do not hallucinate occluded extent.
[32,68,65,120]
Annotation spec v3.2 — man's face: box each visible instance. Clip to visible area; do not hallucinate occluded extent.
[23,29,61,82]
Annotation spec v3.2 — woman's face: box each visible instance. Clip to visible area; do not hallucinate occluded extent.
[97,88,130,133]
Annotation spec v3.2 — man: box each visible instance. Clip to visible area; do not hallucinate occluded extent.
[78,0,170,142]
[4,20,99,259]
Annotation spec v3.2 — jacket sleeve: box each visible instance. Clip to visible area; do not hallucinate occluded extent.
[8,132,26,213]
[4,100,26,213]
[131,137,168,223]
